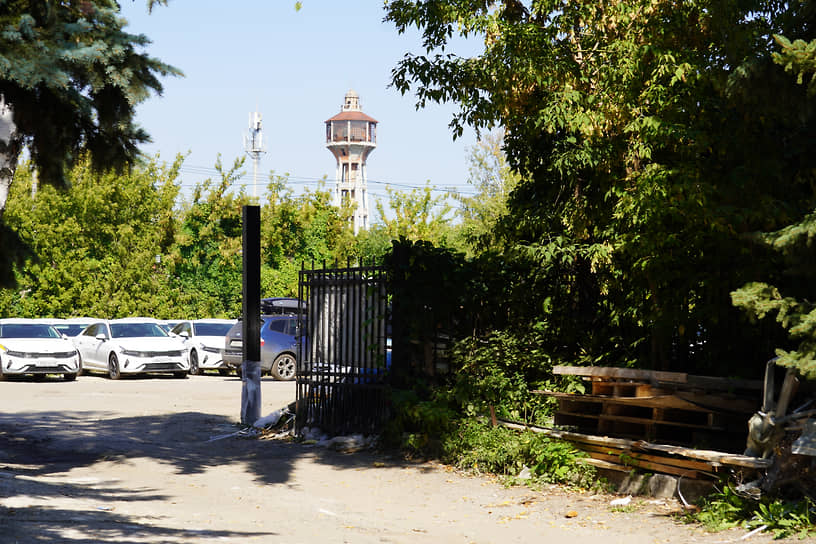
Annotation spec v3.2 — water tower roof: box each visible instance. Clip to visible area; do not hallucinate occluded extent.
[325,110,378,123]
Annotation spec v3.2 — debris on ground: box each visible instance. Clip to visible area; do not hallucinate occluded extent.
[298,427,378,452]
[609,495,632,506]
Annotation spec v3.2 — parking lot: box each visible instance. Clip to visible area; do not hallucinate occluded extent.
[0,374,790,544]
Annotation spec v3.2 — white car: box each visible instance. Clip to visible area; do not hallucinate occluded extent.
[72,318,189,379]
[170,319,236,375]
[0,319,81,381]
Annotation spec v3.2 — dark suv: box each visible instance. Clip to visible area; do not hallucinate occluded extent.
[222,315,299,380]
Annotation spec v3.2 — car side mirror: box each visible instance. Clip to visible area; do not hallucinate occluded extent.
[179,331,190,338]
[95,333,107,341]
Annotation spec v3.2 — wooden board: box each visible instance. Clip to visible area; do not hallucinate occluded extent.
[552,366,762,391]
[575,443,721,473]
[496,420,773,469]
[582,450,711,479]
[533,390,757,415]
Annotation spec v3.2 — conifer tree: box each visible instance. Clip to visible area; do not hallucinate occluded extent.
[731,34,816,379]
[0,0,179,221]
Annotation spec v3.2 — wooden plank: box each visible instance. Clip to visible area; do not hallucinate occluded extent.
[575,443,720,473]
[537,390,714,412]
[552,366,763,391]
[583,450,710,479]
[553,365,688,383]
[496,420,773,469]
[534,390,758,414]
[580,457,631,473]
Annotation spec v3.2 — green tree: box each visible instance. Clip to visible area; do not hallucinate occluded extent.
[385,0,816,375]
[260,174,356,295]
[374,183,454,246]
[454,129,520,255]
[731,33,816,380]
[167,156,249,317]
[1,155,181,318]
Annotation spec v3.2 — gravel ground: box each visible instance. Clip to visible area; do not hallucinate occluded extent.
[0,374,799,543]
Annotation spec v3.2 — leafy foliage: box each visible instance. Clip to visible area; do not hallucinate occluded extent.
[731,29,816,380]
[453,129,520,254]
[443,420,598,488]
[0,0,180,215]
[1,155,459,317]
[694,485,816,540]
[2,156,181,317]
[385,0,816,378]
[167,155,249,317]
[447,329,554,424]
[773,34,816,94]
[374,182,455,246]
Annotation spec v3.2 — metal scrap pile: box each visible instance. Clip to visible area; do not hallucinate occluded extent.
[742,359,816,499]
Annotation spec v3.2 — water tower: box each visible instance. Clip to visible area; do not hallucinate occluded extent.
[325,90,377,233]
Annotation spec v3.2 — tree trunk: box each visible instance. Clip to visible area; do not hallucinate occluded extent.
[0,95,22,221]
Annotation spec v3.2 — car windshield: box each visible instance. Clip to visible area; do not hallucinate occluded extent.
[0,324,61,339]
[194,322,233,336]
[53,324,89,336]
[159,321,179,332]
[110,323,168,338]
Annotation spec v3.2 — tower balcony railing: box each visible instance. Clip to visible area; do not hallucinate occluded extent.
[326,121,377,145]
[327,134,377,144]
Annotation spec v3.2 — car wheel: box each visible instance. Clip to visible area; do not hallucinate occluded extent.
[63,373,77,381]
[217,368,231,376]
[108,353,121,380]
[174,371,188,379]
[189,350,201,375]
[76,353,84,376]
[0,369,7,381]
[270,353,296,381]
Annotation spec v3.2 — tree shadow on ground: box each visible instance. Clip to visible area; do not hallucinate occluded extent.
[0,407,421,542]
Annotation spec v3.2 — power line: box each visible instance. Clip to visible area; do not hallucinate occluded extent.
[170,164,481,197]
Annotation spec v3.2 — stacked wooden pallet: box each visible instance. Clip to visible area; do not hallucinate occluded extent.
[530,366,766,478]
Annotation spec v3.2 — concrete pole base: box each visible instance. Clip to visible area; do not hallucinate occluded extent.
[241,360,262,425]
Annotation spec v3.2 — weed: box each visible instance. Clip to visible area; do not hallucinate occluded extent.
[439,418,603,489]
[692,484,816,539]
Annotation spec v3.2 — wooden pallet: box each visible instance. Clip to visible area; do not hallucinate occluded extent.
[537,366,761,453]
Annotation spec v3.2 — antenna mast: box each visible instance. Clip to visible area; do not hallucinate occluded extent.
[243,111,266,198]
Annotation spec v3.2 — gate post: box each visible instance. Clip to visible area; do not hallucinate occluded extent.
[389,242,409,389]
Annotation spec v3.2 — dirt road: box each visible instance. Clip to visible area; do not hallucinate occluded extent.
[0,374,791,543]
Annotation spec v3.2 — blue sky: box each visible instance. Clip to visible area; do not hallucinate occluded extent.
[119,1,481,215]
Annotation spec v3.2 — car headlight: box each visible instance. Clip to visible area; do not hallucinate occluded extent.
[6,350,29,358]
[121,349,149,357]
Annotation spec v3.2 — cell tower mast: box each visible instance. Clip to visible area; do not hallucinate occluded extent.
[243,111,266,198]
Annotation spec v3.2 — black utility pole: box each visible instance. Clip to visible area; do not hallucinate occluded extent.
[241,205,261,425]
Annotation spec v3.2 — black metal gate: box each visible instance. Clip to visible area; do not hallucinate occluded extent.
[295,263,389,436]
